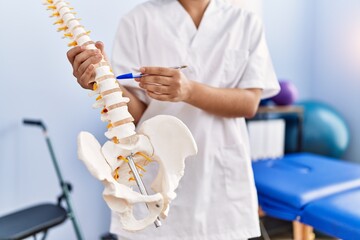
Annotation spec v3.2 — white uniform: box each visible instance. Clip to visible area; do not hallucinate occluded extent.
[110,0,280,239]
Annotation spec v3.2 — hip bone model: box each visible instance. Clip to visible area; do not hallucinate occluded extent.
[43,0,198,231]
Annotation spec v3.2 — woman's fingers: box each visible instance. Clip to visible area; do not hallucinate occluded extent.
[78,64,95,89]
[140,66,176,77]
[77,54,102,76]
[138,66,189,102]
[146,91,171,101]
[95,41,104,52]
[95,41,109,62]
[139,75,171,86]
[140,82,171,94]
[66,41,107,90]
[67,46,83,65]
[73,49,101,77]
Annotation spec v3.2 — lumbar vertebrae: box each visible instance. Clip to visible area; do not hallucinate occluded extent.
[44,0,197,231]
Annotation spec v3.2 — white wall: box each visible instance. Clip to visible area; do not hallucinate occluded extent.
[313,0,360,161]
[262,0,314,100]
[0,0,145,239]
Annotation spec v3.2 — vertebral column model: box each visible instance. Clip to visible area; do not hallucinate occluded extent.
[44,0,197,232]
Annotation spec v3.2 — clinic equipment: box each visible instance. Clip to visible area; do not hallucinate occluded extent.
[116,65,188,79]
[43,0,197,231]
[0,119,84,240]
[251,103,357,239]
[270,80,299,106]
[285,100,350,158]
[253,153,360,240]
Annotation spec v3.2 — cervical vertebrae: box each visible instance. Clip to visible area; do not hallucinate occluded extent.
[44,0,197,231]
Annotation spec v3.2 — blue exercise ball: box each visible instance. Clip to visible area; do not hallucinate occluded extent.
[285,100,350,158]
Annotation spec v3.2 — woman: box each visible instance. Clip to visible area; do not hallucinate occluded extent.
[67,0,279,239]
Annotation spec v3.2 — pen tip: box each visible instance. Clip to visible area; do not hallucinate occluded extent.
[116,73,133,79]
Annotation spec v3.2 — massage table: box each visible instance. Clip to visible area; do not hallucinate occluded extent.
[252,153,360,240]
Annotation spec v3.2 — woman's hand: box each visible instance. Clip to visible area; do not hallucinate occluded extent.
[66,41,107,89]
[136,67,193,102]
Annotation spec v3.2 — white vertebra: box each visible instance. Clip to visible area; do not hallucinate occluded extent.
[45,0,197,231]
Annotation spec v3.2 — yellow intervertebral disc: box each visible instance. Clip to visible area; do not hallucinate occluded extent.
[67,41,77,47]
[57,26,68,32]
[112,137,119,144]
[63,33,73,38]
[51,12,60,17]
[53,19,64,25]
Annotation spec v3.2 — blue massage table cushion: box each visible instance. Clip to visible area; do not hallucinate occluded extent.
[301,187,360,240]
[252,153,360,220]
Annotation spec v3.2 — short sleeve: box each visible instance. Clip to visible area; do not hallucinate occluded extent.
[111,17,150,105]
[238,15,280,99]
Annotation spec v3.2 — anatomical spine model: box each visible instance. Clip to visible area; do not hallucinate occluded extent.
[44,0,197,231]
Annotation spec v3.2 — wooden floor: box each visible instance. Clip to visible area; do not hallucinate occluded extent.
[250,216,339,240]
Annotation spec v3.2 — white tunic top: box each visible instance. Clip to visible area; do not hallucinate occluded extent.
[110,0,280,239]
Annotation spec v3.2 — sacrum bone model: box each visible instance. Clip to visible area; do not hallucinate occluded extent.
[43,0,197,231]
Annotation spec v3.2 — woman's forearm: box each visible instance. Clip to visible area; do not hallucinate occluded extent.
[119,85,147,125]
[185,81,262,118]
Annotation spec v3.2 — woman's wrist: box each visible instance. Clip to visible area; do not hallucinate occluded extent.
[184,80,197,104]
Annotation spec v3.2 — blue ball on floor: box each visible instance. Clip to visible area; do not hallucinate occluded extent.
[286,100,350,158]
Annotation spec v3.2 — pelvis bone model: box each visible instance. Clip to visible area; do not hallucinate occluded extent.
[43,0,197,231]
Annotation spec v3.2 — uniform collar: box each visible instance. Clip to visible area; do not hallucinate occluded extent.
[168,0,220,48]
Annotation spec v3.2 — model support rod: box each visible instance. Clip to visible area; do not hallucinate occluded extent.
[126,155,162,228]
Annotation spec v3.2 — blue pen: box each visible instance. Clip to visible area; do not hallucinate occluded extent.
[116,65,187,80]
